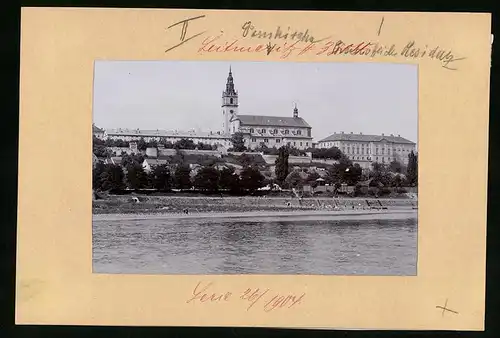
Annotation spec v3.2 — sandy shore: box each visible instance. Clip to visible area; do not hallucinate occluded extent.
[93,208,418,222]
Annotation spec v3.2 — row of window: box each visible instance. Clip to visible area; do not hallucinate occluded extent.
[249,128,302,136]
[323,142,412,154]
[348,156,397,163]
[252,138,309,147]
[342,146,412,155]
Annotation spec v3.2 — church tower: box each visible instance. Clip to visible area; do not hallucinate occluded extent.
[222,66,239,135]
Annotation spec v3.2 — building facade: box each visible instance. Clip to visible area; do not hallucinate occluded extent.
[224,68,313,150]
[104,128,232,148]
[317,132,416,168]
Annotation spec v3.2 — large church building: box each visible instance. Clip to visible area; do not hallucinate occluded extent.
[223,67,313,150]
[101,67,313,150]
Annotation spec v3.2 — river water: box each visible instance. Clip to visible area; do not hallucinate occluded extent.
[93,214,417,275]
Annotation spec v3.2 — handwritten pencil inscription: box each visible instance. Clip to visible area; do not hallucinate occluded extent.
[163,15,466,70]
[165,15,207,53]
[186,281,306,312]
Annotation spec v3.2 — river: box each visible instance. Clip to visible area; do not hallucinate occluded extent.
[92,214,417,275]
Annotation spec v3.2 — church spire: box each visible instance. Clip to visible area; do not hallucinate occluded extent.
[225,66,236,95]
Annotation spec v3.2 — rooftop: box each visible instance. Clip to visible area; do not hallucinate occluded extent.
[93,124,104,133]
[319,132,415,144]
[106,128,232,139]
[234,115,311,128]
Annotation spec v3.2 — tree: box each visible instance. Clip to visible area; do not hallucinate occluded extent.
[93,161,106,190]
[151,164,172,191]
[239,166,265,193]
[275,146,289,185]
[147,139,158,148]
[391,174,403,188]
[369,162,391,187]
[325,156,350,184]
[121,153,145,168]
[231,132,246,152]
[344,163,363,185]
[98,164,125,191]
[389,160,403,173]
[238,153,252,167]
[93,145,113,158]
[126,163,149,189]
[288,147,305,156]
[219,167,240,193]
[306,171,321,188]
[310,146,344,160]
[285,170,304,189]
[137,138,147,151]
[174,164,192,189]
[174,138,196,150]
[406,151,418,186]
[325,156,362,186]
[193,166,220,192]
[197,142,213,151]
[159,138,174,149]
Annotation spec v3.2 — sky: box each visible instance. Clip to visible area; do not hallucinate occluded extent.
[93,60,418,143]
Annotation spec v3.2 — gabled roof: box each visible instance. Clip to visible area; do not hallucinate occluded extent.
[319,132,415,144]
[233,115,311,128]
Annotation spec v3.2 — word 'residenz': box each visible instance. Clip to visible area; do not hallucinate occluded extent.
[241,21,328,44]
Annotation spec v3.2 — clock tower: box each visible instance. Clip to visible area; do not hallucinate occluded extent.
[222,66,239,135]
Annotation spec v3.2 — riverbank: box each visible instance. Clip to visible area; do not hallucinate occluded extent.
[93,209,418,222]
[93,194,417,215]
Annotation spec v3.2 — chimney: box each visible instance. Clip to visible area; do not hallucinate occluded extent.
[350,132,353,134]
[398,134,400,137]
[390,133,394,136]
[341,131,344,134]
[293,104,299,118]
[382,133,384,136]
[360,132,363,135]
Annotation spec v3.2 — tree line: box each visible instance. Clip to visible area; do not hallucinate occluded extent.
[272,144,418,190]
[93,153,266,194]
[93,136,218,155]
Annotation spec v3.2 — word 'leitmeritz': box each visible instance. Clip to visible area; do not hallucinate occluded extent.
[186,281,305,313]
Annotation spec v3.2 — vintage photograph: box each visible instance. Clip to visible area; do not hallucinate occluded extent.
[92,60,418,275]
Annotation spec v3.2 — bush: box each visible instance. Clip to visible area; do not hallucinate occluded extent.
[368,187,379,196]
[379,187,391,196]
[354,183,364,197]
[396,187,408,194]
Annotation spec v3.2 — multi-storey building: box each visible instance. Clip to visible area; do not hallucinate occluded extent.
[317,132,416,168]
[104,129,232,148]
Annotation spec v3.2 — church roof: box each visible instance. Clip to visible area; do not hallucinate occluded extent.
[234,115,311,128]
[319,132,415,144]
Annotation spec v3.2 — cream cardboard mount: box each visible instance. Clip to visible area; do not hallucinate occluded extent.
[17,8,490,330]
